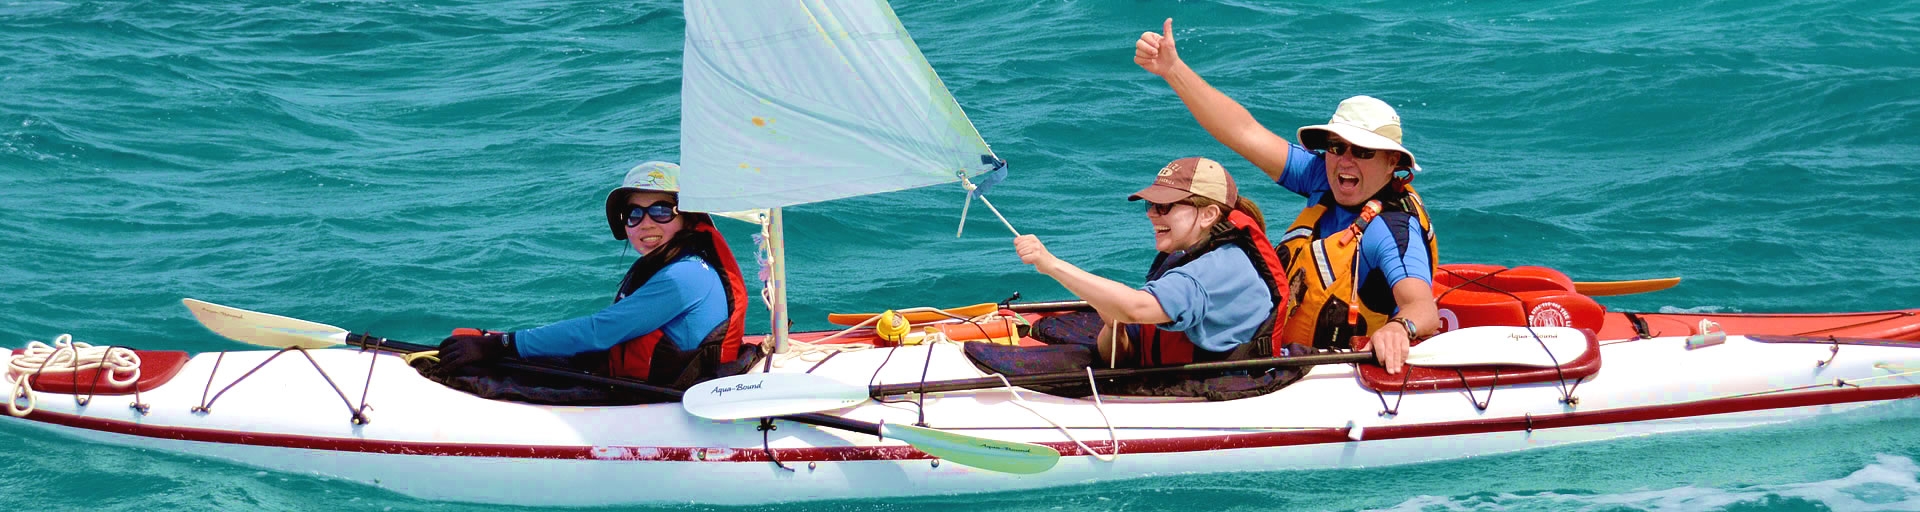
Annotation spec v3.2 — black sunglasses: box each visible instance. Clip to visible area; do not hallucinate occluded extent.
[1144,201,1185,216]
[624,202,679,227]
[1323,140,1379,160]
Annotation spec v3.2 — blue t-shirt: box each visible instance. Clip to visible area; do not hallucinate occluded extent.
[1274,144,1434,296]
[1139,245,1275,353]
[513,256,729,358]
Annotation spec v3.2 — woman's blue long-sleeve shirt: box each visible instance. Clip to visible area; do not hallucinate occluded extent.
[511,256,729,357]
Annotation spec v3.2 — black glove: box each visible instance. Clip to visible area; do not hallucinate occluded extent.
[431,329,513,376]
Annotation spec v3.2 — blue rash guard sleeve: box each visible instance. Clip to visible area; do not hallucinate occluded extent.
[1357,216,1433,291]
[512,257,728,358]
[1138,246,1275,353]
[1275,143,1328,198]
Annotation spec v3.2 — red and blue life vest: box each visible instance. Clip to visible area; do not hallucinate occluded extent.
[606,222,749,389]
[1133,210,1290,366]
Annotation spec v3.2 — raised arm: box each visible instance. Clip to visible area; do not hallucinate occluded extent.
[1135,18,1295,182]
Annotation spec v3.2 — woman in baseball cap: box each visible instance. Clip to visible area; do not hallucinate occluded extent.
[431,161,758,396]
[1013,157,1296,389]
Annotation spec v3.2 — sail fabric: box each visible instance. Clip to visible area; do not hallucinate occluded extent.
[677,0,1002,213]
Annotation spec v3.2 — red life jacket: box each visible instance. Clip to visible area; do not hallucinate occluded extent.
[606,222,749,389]
[1134,210,1290,367]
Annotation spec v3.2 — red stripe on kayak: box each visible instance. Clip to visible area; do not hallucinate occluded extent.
[16,383,1920,463]
[1057,383,1920,456]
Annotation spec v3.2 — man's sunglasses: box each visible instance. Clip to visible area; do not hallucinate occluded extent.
[624,202,679,227]
[1323,140,1379,160]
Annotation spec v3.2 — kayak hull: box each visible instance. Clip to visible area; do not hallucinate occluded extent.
[6,331,1920,506]
[6,395,1892,506]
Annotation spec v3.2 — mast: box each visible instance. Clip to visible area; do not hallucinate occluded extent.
[768,208,790,353]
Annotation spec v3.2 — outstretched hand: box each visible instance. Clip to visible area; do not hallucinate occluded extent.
[1013,234,1060,274]
[1134,18,1181,77]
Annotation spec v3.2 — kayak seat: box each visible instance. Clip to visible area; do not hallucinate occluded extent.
[12,350,192,396]
[1434,264,1574,295]
[1356,329,1601,393]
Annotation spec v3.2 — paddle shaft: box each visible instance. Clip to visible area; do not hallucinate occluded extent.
[339,334,882,436]
[1002,276,1676,315]
[870,350,1374,397]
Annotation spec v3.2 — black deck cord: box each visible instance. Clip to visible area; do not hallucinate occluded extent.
[758,418,794,472]
[758,347,842,469]
[1817,335,1841,368]
[189,347,372,424]
[29,344,98,407]
[804,350,841,374]
[1371,369,1414,416]
[1432,267,1582,404]
[869,346,923,414]
[1456,368,1502,410]
[352,333,382,422]
[1624,312,1653,339]
[911,340,937,427]
[1797,311,1913,336]
[128,370,149,415]
[193,352,226,413]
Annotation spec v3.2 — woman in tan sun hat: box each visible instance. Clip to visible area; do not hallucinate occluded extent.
[1013,158,1304,395]
[430,161,759,395]
[1134,19,1438,375]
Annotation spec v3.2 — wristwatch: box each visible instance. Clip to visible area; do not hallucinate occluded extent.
[1389,316,1419,339]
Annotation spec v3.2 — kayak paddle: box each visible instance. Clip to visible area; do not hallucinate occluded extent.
[181,298,1062,474]
[1572,277,1682,296]
[682,325,1590,420]
[873,277,1681,318]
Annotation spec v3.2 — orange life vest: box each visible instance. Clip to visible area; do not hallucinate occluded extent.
[606,222,749,389]
[1276,184,1438,350]
[1133,210,1290,366]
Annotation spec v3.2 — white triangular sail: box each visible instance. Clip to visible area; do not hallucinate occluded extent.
[677,0,1001,213]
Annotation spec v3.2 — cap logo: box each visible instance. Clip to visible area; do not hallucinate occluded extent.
[1157,164,1177,177]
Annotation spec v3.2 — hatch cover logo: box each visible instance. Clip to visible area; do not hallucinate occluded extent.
[1529,302,1571,328]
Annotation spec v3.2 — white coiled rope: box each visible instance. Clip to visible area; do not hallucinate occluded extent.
[6,334,142,417]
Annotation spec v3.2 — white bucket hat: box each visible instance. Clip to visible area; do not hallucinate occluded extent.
[604,161,681,240]
[1296,96,1419,171]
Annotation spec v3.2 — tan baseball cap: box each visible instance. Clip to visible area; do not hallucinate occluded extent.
[1128,157,1238,206]
[1296,95,1420,171]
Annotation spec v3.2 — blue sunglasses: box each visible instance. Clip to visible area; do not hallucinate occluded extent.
[623,202,679,227]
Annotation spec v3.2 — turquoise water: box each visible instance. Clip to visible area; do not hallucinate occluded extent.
[2,0,1917,509]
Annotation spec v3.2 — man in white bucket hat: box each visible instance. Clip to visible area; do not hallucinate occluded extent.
[1135,19,1438,374]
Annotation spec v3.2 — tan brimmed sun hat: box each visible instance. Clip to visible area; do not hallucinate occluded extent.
[604,161,681,240]
[1297,95,1419,171]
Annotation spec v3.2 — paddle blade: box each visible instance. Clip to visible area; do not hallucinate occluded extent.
[1573,277,1680,296]
[1407,326,1589,368]
[182,299,349,350]
[681,373,870,420]
[881,422,1061,474]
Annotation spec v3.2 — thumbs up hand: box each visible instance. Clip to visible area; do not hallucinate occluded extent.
[1133,18,1181,77]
